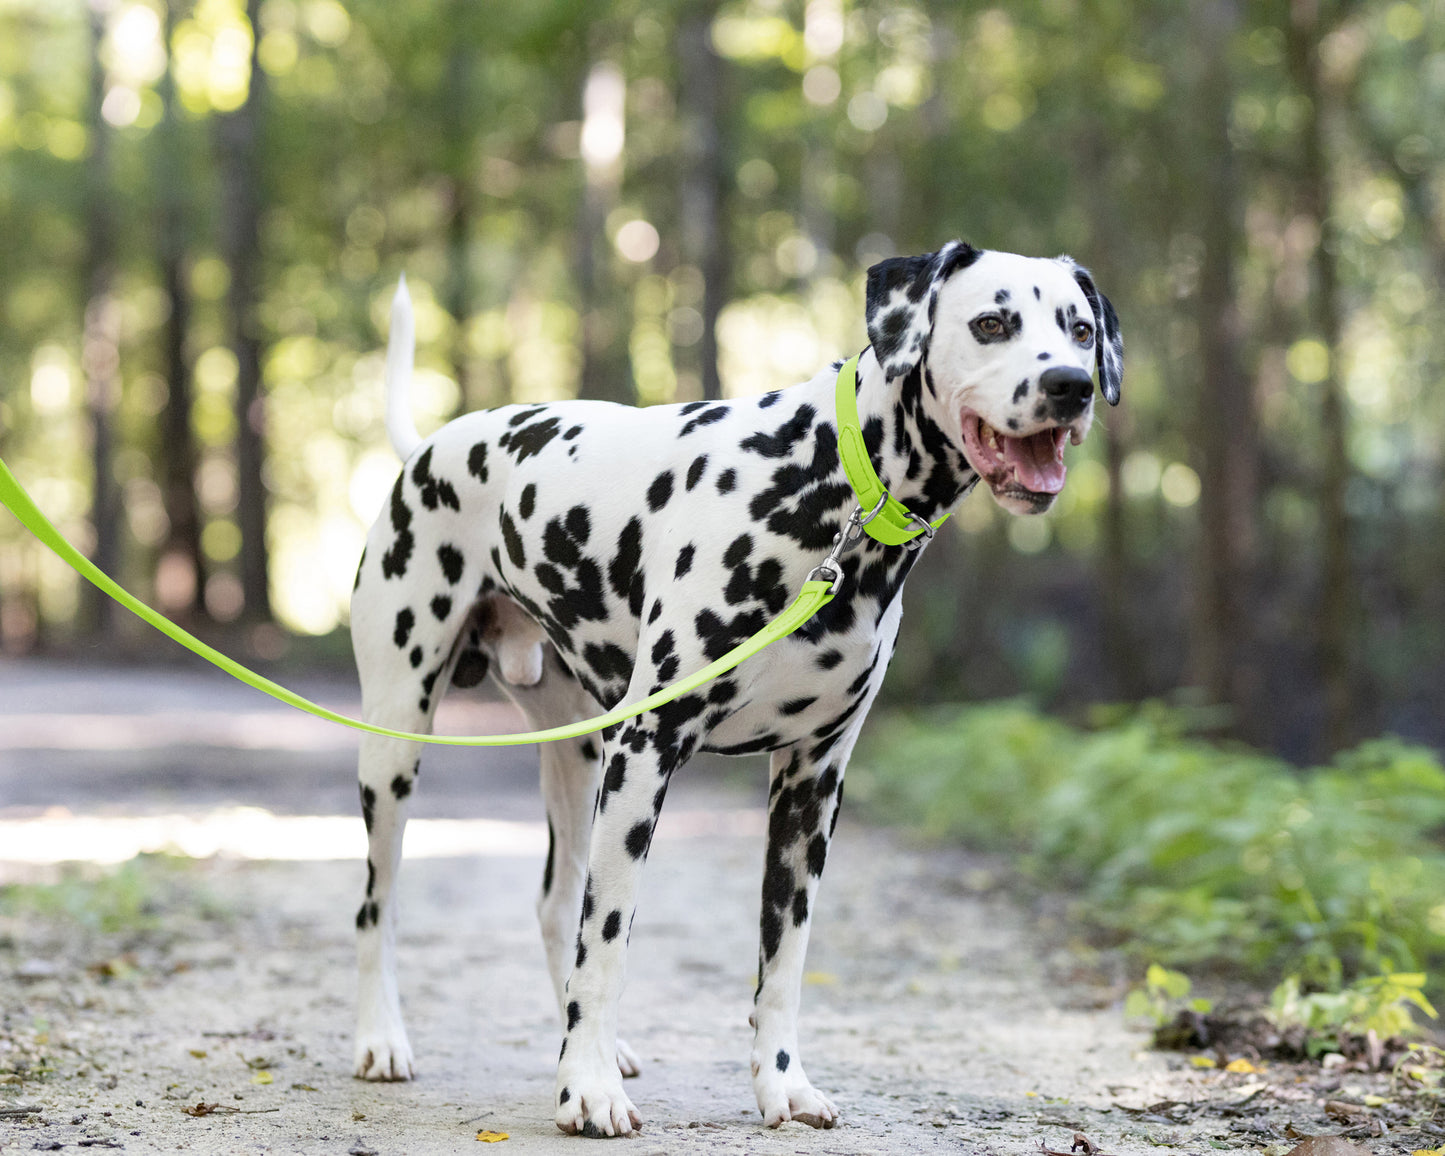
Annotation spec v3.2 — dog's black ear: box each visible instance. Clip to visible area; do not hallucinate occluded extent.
[1059,258,1123,406]
[866,240,982,380]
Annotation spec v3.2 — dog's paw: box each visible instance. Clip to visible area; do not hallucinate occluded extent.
[751,1051,837,1129]
[615,1037,642,1079]
[555,1067,641,1137]
[353,1030,415,1081]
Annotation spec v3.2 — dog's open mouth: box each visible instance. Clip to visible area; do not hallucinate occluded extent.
[960,409,1072,497]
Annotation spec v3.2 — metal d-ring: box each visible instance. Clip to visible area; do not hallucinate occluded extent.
[901,509,937,551]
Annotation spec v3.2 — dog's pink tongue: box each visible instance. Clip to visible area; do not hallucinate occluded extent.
[1001,431,1066,494]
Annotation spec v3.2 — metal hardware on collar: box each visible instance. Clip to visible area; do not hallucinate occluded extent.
[901,511,937,551]
[833,353,951,548]
[805,492,888,593]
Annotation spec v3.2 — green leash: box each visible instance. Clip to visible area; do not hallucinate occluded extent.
[0,355,937,747]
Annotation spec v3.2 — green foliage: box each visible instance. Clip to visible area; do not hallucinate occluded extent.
[852,702,1445,986]
[0,853,217,934]
[1125,962,1213,1026]
[1271,972,1438,1053]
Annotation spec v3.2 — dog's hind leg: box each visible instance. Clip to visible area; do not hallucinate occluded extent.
[350,539,469,1081]
[494,636,641,1080]
[748,723,864,1129]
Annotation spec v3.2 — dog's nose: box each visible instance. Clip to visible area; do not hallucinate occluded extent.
[1038,366,1094,408]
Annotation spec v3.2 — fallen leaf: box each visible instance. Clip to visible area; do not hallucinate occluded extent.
[250,1070,273,1085]
[1224,1058,1258,1074]
[1190,1055,1217,1068]
[183,1102,221,1117]
[1361,1095,1387,1108]
[476,1131,509,1142]
[289,1082,318,1092]
[803,971,837,986]
[1411,1148,1445,1156]
[188,1049,207,1059]
[1285,1137,1372,1156]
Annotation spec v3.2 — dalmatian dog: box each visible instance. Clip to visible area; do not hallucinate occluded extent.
[349,241,1122,1136]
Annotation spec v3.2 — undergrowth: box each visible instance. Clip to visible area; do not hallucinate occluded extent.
[851,700,1445,992]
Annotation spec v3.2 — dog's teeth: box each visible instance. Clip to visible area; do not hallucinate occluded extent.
[1069,429,1082,445]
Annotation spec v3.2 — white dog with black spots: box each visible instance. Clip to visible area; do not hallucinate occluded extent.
[348,241,1123,1136]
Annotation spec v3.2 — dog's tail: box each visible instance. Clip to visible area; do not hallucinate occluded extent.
[384,275,422,460]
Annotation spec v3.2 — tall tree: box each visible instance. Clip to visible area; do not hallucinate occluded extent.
[155,0,205,619]
[1287,0,1357,750]
[676,2,727,401]
[216,0,270,622]
[81,0,121,636]
[1189,0,1262,734]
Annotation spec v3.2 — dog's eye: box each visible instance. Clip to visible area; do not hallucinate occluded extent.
[978,316,1004,337]
[1072,321,1093,344]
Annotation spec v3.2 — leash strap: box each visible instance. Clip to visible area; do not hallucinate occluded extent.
[0,455,834,748]
[834,354,950,547]
[0,355,936,748]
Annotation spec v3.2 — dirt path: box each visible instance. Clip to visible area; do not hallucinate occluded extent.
[1,660,1203,1154]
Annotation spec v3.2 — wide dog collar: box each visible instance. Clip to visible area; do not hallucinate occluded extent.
[834,353,950,548]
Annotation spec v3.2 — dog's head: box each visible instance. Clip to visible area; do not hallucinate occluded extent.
[866,241,1122,516]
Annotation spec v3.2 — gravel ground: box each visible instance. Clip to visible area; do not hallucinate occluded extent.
[0,658,1349,1155]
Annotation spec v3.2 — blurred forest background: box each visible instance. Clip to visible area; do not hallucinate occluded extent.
[0,0,1439,762]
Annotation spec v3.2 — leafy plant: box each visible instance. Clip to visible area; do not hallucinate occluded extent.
[851,701,1445,987]
[1270,972,1438,1054]
[1125,962,1213,1026]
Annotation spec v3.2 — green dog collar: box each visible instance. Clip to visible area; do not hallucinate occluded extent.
[834,353,950,547]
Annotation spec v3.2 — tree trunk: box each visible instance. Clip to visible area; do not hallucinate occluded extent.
[156,0,205,619]
[576,56,631,404]
[676,3,727,401]
[1189,0,1262,736]
[81,0,121,638]
[216,0,270,622]
[442,15,474,413]
[1287,0,1357,751]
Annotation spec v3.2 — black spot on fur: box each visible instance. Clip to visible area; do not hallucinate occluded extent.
[565,504,591,544]
[780,696,816,716]
[575,939,586,968]
[601,753,627,811]
[564,424,583,440]
[391,774,411,800]
[542,820,555,895]
[807,833,828,876]
[409,645,423,668]
[519,483,536,519]
[393,608,415,648]
[716,468,737,494]
[685,455,708,491]
[675,544,695,579]
[436,543,464,585]
[816,649,843,670]
[776,1049,790,1072]
[411,447,460,511]
[467,441,489,482]
[680,404,728,437]
[625,820,653,860]
[430,594,451,620]
[740,405,815,459]
[500,510,525,568]
[381,475,414,579]
[580,739,599,761]
[360,785,376,833]
[356,900,379,929]
[758,391,782,409]
[1013,380,1029,404]
[647,471,675,512]
[501,416,563,462]
[606,517,645,619]
[567,1001,581,1030]
[602,910,622,942]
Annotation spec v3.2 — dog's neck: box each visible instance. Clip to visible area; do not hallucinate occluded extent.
[848,348,979,526]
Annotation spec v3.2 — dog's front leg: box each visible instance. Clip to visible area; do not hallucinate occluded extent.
[749,732,857,1128]
[553,712,697,1137]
